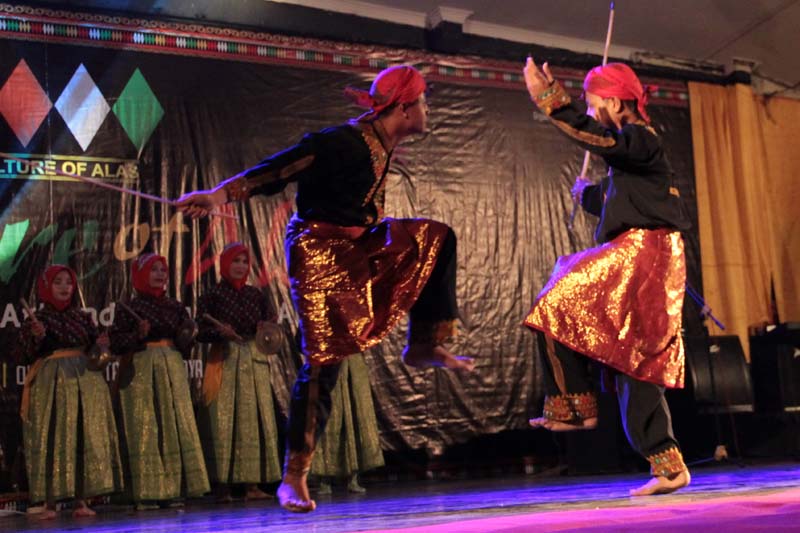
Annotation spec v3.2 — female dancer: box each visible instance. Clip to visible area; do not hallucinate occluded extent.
[15,265,122,518]
[110,253,209,509]
[197,242,282,501]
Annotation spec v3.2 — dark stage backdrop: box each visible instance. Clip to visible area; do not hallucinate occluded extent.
[0,17,701,491]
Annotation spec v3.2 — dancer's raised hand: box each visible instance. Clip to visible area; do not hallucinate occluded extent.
[523,57,555,99]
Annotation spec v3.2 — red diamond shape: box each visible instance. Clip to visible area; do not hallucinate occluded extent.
[0,59,52,147]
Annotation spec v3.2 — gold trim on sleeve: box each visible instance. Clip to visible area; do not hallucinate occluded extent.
[550,118,617,148]
[533,81,571,116]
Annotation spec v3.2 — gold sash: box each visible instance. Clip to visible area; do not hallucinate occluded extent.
[20,348,83,422]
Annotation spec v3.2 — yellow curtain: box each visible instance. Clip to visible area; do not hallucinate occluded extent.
[689,82,800,358]
[759,96,800,322]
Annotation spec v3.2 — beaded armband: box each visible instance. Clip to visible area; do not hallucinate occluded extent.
[407,319,458,345]
[223,176,251,202]
[532,81,571,116]
[543,392,598,422]
[648,447,686,477]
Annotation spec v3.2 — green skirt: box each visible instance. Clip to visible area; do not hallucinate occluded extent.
[118,345,210,501]
[311,354,384,477]
[199,340,282,484]
[23,354,123,504]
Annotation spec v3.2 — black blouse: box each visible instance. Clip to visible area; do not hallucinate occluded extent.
[196,281,273,343]
[110,294,191,355]
[14,305,97,364]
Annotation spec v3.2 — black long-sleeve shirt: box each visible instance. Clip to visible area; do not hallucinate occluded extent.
[224,121,392,227]
[534,81,690,244]
[14,306,97,364]
[110,295,191,355]
[196,281,273,343]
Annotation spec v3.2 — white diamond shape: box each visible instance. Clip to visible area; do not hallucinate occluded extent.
[54,64,110,151]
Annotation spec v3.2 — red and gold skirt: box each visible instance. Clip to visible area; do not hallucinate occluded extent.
[524,228,686,388]
[286,216,450,365]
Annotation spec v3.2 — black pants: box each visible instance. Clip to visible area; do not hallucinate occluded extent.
[409,227,458,324]
[406,226,459,346]
[286,362,342,455]
[539,334,680,460]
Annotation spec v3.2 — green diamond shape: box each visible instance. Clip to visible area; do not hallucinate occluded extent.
[113,69,164,153]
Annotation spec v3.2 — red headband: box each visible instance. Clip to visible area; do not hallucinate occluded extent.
[583,63,657,124]
[345,65,426,115]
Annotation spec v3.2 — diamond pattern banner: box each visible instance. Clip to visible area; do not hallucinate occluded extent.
[0,59,52,147]
[54,64,110,151]
[112,68,164,153]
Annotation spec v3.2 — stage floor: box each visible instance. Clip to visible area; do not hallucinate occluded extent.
[3,462,799,532]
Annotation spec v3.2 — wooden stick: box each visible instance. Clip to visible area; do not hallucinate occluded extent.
[19,297,41,326]
[202,313,243,342]
[118,301,144,323]
[0,151,237,220]
[568,2,615,232]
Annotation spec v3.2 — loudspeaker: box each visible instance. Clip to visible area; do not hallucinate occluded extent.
[684,334,754,413]
[750,323,800,412]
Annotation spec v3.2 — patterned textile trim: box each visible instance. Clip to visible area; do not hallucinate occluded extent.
[543,392,598,422]
[0,3,689,104]
[569,392,599,419]
[648,447,686,477]
[550,117,617,148]
[284,449,314,477]
[224,154,316,202]
[223,176,251,202]
[358,125,390,223]
[407,319,458,345]
[542,394,573,421]
[254,154,316,190]
[532,81,571,116]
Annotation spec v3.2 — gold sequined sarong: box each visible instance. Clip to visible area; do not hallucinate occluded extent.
[286,216,450,365]
[524,228,686,388]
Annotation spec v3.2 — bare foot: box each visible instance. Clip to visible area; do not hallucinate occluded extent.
[37,509,57,520]
[528,416,598,431]
[73,504,96,518]
[347,474,366,494]
[135,502,160,511]
[245,484,273,501]
[278,474,316,513]
[161,499,184,508]
[630,469,691,496]
[402,344,475,371]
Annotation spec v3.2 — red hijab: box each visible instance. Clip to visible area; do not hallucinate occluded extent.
[37,265,78,311]
[220,242,250,290]
[583,63,657,124]
[132,253,168,298]
[345,65,426,116]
